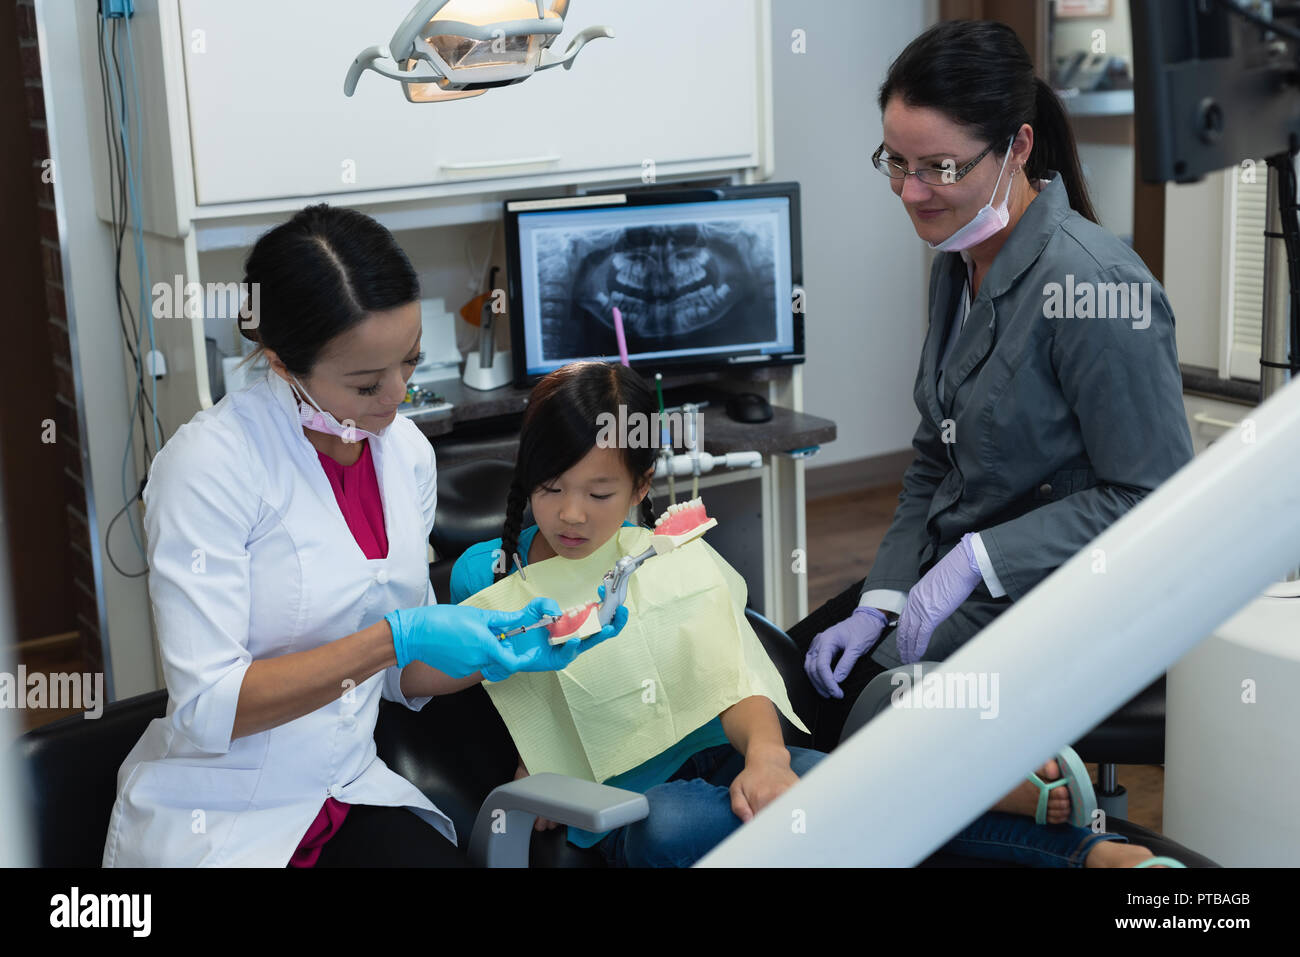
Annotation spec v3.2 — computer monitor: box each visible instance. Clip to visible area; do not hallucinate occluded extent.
[1132,0,1300,183]
[503,182,805,384]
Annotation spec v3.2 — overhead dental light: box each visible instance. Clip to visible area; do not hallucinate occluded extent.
[344,0,613,103]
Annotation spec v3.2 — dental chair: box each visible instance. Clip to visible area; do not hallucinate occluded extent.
[12,605,808,868]
[427,456,525,604]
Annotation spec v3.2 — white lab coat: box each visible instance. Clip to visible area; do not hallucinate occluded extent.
[102,368,455,867]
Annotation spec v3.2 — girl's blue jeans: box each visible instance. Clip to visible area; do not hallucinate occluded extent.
[592,744,1126,868]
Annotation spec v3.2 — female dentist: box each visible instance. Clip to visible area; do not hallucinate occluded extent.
[103,204,624,867]
[802,20,1194,750]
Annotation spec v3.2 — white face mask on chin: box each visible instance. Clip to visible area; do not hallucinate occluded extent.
[927,136,1017,253]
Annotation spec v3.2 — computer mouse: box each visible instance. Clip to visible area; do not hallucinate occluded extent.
[725,392,773,424]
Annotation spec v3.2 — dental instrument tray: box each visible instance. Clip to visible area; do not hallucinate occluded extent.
[397,384,454,423]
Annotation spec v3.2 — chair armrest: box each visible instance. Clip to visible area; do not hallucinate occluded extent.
[468,773,648,868]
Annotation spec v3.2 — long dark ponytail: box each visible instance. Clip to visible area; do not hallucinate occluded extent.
[495,362,658,583]
[878,19,1099,225]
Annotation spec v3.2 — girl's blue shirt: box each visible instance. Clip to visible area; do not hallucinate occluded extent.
[449,522,730,848]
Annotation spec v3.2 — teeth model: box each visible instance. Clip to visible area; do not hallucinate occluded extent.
[545,601,602,645]
[651,497,718,554]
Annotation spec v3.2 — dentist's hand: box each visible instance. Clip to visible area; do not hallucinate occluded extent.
[384,598,564,678]
[481,584,628,682]
[804,606,887,699]
[896,533,983,663]
[593,584,628,642]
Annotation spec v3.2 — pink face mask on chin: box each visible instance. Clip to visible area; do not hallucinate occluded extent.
[927,136,1017,253]
[290,374,387,443]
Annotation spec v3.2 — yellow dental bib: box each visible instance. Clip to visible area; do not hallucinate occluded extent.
[461,526,809,783]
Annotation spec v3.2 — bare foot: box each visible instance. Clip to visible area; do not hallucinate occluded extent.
[992,758,1071,824]
[1085,840,1159,868]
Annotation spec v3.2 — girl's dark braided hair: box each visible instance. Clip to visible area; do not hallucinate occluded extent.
[495,361,659,582]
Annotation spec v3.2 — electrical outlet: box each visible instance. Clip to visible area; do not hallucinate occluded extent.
[145,350,166,379]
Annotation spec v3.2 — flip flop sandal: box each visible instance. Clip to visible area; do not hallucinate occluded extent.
[1025,745,1098,828]
[1135,856,1187,868]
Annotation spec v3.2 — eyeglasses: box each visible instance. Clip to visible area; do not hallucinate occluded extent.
[872,141,997,186]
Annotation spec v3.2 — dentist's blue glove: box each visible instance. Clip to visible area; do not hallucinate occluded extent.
[594,583,628,642]
[896,533,983,663]
[804,606,887,699]
[385,598,563,677]
[485,584,629,682]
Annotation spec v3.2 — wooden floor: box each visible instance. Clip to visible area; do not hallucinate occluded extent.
[806,484,1164,833]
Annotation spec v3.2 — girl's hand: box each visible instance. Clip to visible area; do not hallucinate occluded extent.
[729,748,799,823]
[384,598,562,676]
[513,762,560,832]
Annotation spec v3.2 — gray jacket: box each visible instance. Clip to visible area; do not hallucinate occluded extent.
[866,173,1194,668]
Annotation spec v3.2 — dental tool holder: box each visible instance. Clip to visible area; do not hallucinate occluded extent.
[462,293,513,391]
[654,451,762,478]
[651,400,759,480]
[462,349,512,391]
[681,402,704,478]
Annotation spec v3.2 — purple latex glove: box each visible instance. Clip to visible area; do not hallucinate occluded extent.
[896,532,983,664]
[804,606,888,699]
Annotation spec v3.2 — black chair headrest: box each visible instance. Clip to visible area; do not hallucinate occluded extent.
[431,458,531,560]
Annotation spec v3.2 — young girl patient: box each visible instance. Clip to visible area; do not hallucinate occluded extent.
[450,361,821,867]
[451,361,1171,869]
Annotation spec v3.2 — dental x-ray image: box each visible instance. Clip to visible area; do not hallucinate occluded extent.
[533,217,779,360]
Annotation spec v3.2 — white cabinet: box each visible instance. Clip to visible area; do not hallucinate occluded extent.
[179,0,441,203]
[177,0,764,206]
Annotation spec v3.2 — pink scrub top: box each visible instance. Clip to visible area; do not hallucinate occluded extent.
[288,438,389,867]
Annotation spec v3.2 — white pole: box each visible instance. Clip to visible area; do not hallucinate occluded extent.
[700,376,1300,867]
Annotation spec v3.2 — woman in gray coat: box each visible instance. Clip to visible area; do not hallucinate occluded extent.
[802,20,1194,752]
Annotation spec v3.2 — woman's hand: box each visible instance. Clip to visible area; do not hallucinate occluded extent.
[896,532,983,663]
[485,602,628,682]
[729,746,798,823]
[513,761,560,832]
[384,598,563,677]
[804,607,887,699]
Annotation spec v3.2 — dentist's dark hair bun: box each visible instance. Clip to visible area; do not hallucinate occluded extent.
[240,203,419,375]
